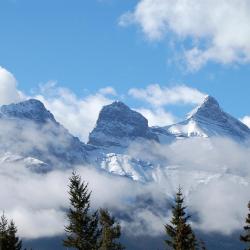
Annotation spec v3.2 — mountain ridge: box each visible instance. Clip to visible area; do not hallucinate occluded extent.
[0,96,249,181]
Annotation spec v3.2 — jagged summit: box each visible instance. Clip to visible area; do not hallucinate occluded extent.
[188,95,222,121]
[167,95,250,140]
[88,101,158,147]
[0,99,56,124]
[201,95,220,108]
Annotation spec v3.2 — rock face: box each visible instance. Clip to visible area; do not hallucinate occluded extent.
[88,101,158,147]
[0,99,57,124]
[0,99,88,169]
[167,95,250,140]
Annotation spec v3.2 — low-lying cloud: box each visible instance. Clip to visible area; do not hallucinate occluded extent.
[125,137,250,235]
[0,137,249,239]
[0,164,143,239]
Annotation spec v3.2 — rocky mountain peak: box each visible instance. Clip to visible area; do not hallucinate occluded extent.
[188,95,224,122]
[0,99,56,124]
[88,101,158,147]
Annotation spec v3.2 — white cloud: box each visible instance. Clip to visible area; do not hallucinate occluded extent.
[0,66,22,105]
[136,107,175,126]
[241,116,250,128]
[126,137,250,235]
[0,164,143,239]
[129,84,205,107]
[98,86,117,96]
[120,0,250,70]
[190,176,249,235]
[34,82,115,142]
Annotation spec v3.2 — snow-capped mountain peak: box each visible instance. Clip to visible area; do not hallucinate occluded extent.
[167,95,250,140]
[187,95,221,120]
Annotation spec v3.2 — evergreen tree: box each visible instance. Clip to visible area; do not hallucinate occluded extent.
[0,214,22,250]
[6,220,22,250]
[0,213,8,250]
[98,209,124,250]
[63,171,100,250]
[240,201,250,250]
[164,187,198,250]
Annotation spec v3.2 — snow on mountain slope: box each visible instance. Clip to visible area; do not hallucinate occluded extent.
[98,153,155,182]
[166,95,250,141]
[0,152,50,173]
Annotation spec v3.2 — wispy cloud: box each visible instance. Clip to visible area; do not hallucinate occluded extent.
[129,84,205,107]
[135,107,176,126]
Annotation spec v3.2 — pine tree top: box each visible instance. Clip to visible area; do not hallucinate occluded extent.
[63,171,100,250]
[165,186,198,250]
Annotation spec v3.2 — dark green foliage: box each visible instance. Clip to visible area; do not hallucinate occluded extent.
[0,213,22,250]
[99,209,124,250]
[164,187,198,250]
[63,171,100,250]
[0,213,8,250]
[6,220,22,250]
[240,201,250,250]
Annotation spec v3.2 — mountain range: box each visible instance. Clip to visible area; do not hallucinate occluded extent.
[0,95,249,181]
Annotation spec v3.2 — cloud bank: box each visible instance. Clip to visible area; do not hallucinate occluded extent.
[0,164,142,239]
[120,0,250,70]
[125,137,250,235]
[0,137,249,239]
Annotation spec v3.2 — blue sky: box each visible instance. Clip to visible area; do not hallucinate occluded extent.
[0,0,250,121]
